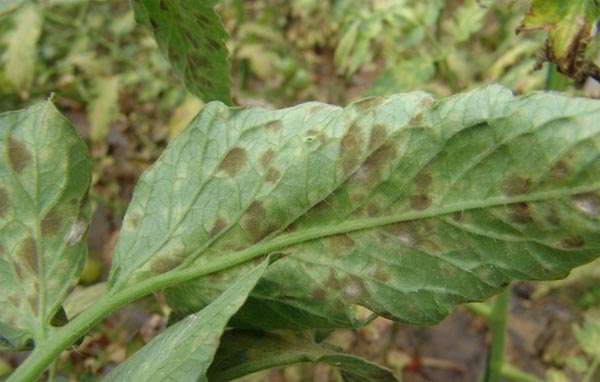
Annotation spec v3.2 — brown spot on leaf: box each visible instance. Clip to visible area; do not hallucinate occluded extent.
[259,149,274,169]
[551,160,569,179]
[388,222,420,246]
[452,211,465,222]
[210,217,227,238]
[410,194,431,210]
[374,267,390,282]
[219,147,247,176]
[266,168,280,183]
[0,187,7,218]
[326,234,356,256]
[561,236,585,248]
[409,113,424,126]
[340,122,363,174]
[14,262,24,279]
[8,137,32,173]
[18,237,38,273]
[309,105,325,114]
[503,175,531,196]
[128,213,140,230]
[265,120,282,131]
[7,295,18,306]
[415,173,432,191]
[151,258,182,274]
[41,208,62,236]
[27,295,38,313]
[368,124,387,151]
[367,202,379,217]
[353,96,385,112]
[354,143,396,185]
[312,287,326,300]
[509,202,533,224]
[242,201,277,242]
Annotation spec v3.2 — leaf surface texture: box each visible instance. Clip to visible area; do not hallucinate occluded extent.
[108,85,600,328]
[0,102,91,350]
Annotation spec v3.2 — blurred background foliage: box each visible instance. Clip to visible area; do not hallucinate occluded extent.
[1,0,600,381]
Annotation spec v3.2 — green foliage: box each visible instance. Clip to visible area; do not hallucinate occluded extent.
[208,330,398,381]
[103,260,268,382]
[0,101,91,351]
[160,85,600,329]
[132,0,232,104]
[2,1,600,381]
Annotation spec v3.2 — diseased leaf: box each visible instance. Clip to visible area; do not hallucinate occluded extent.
[132,0,232,104]
[518,0,600,83]
[0,101,92,350]
[102,260,268,382]
[109,85,600,330]
[208,330,398,382]
[2,3,43,98]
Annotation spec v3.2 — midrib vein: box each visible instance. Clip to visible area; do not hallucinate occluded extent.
[209,183,600,269]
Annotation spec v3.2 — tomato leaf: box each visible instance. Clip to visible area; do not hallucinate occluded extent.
[0,101,92,350]
[108,85,600,329]
[102,260,268,382]
[518,0,600,83]
[132,0,232,104]
[208,330,398,382]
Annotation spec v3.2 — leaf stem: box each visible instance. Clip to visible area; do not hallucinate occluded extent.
[7,247,269,382]
[484,287,510,382]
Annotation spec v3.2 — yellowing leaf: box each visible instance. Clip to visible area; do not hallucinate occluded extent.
[88,76,120,143]
[2,3,43,98]
[518,0,600,82]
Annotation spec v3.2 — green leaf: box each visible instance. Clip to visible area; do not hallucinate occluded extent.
[207,330,398,382]
[2,3,43,98]
[0,101,92,350]
[109,85,600,330]
[0,0,24,17]
[102,260,269,382]
[132,0,232,104]
[518,0,600,82]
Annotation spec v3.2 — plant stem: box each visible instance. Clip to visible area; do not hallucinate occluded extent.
[10,183,600,381]
[484,287,510,382]
[47,360,57,382]
[501,363,544,382]
[7,247,273,382]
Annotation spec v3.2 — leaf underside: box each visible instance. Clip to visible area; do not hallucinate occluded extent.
[0,102,91,350]
[208,330,398,382]
[103,260,268,382]
[108,84,600,330]
[132,0,232,104]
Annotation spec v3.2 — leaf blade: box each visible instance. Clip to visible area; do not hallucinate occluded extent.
[0,101,92,349]
[109,85,600,329]
[132,0,231,104]
[207,330,398,382]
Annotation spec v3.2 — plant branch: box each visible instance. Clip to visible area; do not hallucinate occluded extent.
[484,287,510,382]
